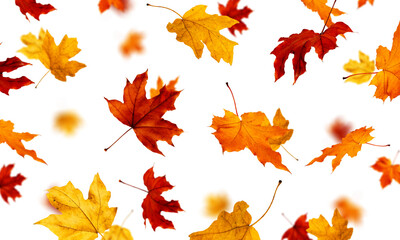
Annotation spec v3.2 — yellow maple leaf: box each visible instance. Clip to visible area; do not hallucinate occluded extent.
[300,0,345,28]
[36,174,117,240]
[102,225,133,240]
[19,28,86,82]
[344,51,375,84]
[307,208,353,240]
[204,192,230,217]
[54,111,82,135]
[268,108,293,151]
[165,5,238,64]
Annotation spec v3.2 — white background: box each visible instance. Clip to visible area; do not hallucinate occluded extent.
[0,0,399,239]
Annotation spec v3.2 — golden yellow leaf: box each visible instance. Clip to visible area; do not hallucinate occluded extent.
[166,5,238,64]
[19,29,86,82]
[54,111,82,135]
[204,193,230,217]
[189,201,260,240]
[307,208,353,240]
[344,51,375,84]
[268,108,293,151]
[36,174,117,240]
[102,225,133,240]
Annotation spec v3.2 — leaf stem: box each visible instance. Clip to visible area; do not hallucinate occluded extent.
[146,3,183,18]
[366,142,390,147]
[119,179,148,193]
[226,82,239,116]
[121,210,133,227]
[393,150,400,164]
[281,145,298,161]
[281,213,294,226]
[104,128,133,151]
[343,72,378,80]
[35,70,49,88]
[320,0,337,34]
[250,180,282,227]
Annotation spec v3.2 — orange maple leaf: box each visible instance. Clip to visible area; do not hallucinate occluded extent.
[306,127,374,172]
[99,0,127,13]
[358,0,374,8]
[0,120,45,164]
[300,0,344,28]
[105,70,183,154]
[334,197,363,224]
[120,32,144,57]
[150,77,178,98]
[371,156,400,188]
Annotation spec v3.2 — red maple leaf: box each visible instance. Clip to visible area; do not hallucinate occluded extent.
[218,0,253,36]
[0,164,26,203]
[282,214,311,240]
[14,0,55,21]
[271,22,352,83]
[0,57,33,95]
[142,167,183,230]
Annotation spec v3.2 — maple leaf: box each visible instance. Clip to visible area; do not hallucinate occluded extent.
[105,70,183,154]
[19,29,86,82]
[218,0,253,36]
[268,108,294,151]
[0,164,26,204]
[142,167,183,230]
[371,156,400,188]
[150,76,179,98]
[0,56,33,95]
[163,4,238,64]
[36,174,117,240]
[369,22,400,101]
[120,32,144,57]
[0,119,45,164]
[300,0,344,28]
[99,0,128,13]
[271,22,352,82]
[205,192,230,217]
[343,51,375,84]
[282,214,312,240]
[307,208,353,240]
[358,0,374,8]
[54,111,82,135]
[306,127,374,172]
[329,118,353,142]
[14,0,55,21]
[334,197,363,224]
[102,225,133,240]
[211,110,290,172]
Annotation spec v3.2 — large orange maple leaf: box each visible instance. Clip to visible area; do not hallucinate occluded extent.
[371,156,400,188]
[105,70,183,154]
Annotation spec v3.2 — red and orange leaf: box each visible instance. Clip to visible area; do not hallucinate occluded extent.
[99,0,127,13]
[329,118,353,142]
[120,32,144,57]
[150,77,178,98]
[300,0,344,28]
[306,126,374,172]
[282,214,311,240]
[142,167,183,231]
[369,22,400,101]
[371,157,400,188]
[358,0,374,8]
[211,110,291,172]
[0,120,45,164]
[334,197,363,224]
[0,57,33,95]
[271,22,352,83]
[15,0,55,20]
[0,164,26,203]
[218,0,252,36]
[105,70,183,155]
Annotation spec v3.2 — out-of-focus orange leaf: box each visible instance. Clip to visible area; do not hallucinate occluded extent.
[218,0,252,36]
[282,214,312,240]
[0,120,45,164]
[150,77,178,98]
[307,209,353,240]
[205,193,230,217]
[300,0,344,27]
[54,111,82,136]
[14,0,55,21]
[358,0,374,8]
[329,118,353,142]
[99,0,128,13]
[306,127,374,172]
[0,164,26,203]
[0,56,33,95]
[334,197,363,224]
[371,156,400,188]
[120,32,144,57]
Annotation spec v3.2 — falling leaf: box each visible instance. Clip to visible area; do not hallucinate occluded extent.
[271,22,352,82]
[120,32,144,57]
[306,127,374,172]
[54,111,82,135]
[344,51,375,84]
[14,0,55,21]
[36,174,117,240]
[369,21,400,101]
[0,164,26,204]
[329,118,353,142]
[371,157,400,188]
[99,0,128,13]
[0,119,45,164]
[166,5,238,64]
[189,201,260,240]
[102,225,133,240]
[19,28,86,82]
[268,108,293,151]
[218,0,252,36]
[358,0,374,8]
[300,0,344,28]
[334,197,363,224]
[0,56,33,95]
[307,208,353,240]
[205,193,230,217]
[211,110,291,172]
[142,167,183,230]
[149,76,178,98]
[105,70,183,154]
[282,214,312,240]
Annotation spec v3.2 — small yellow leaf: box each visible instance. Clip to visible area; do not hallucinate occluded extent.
[344,51,375,84]
[268,108,293,151]
[102,225,133,240]
[54,111,82,135]
[204,193,230,217]
[307,208,353,240]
